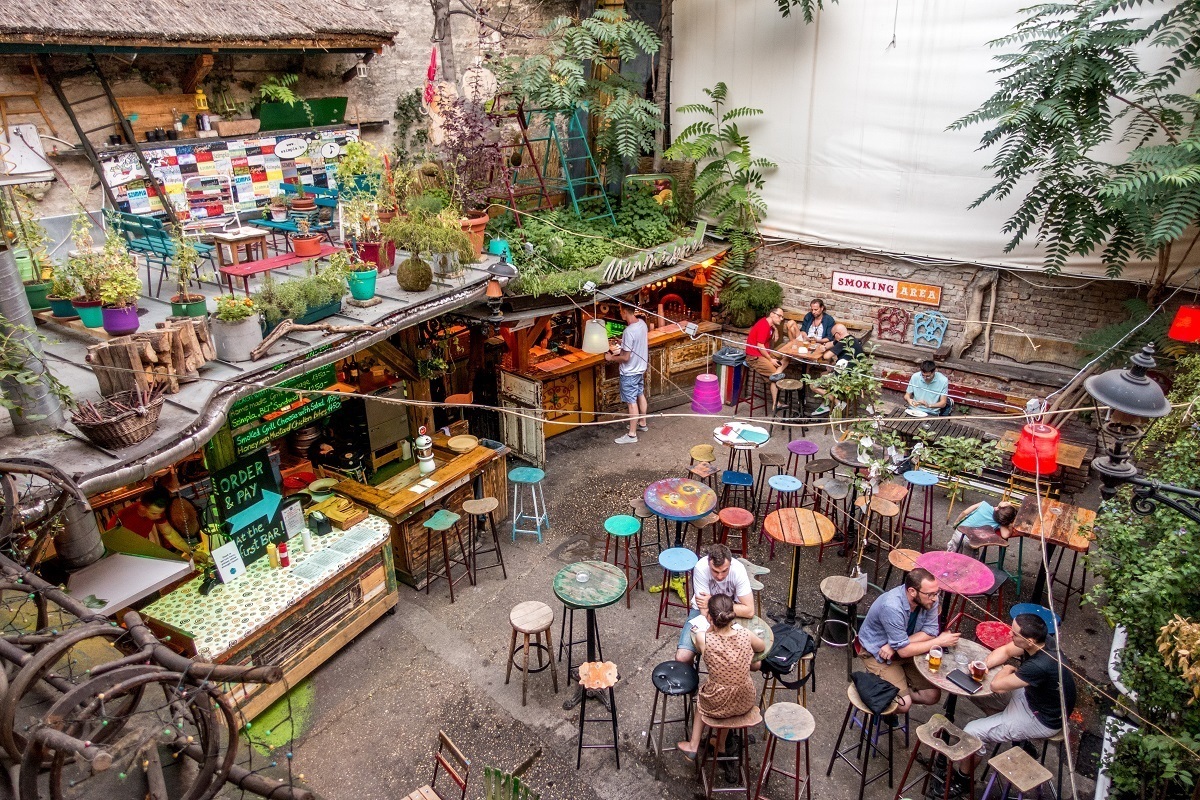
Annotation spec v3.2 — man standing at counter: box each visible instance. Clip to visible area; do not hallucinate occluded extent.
[608,305,649,444]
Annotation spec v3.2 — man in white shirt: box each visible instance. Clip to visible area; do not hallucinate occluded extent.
[674,544,756,663]
[605,306,649,444]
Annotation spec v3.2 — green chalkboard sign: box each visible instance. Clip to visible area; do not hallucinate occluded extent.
[229,363,341,457]
[212,449,286,564]
[229,364,337,428]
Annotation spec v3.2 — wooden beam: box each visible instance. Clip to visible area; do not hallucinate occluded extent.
[368,340,419,380]
[182,54,214,94]
[396,328,434,434]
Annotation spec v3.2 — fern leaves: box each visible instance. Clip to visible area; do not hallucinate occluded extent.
[773,0,836,22]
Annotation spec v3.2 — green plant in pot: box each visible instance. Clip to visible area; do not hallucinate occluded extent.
[335,140,384,199]
[210,294,262,363]
[922,435,1001,516]
[383,210,473,291]
[47,268,80,320]
[341,195,393,273]
[376,164,414,223]
[290,217,322,257]
[328,249,377,302]
[65,217,106,328]
[97,232,142,336]
[269,194,290,222]
[3,189,50,285]
[290,182,316,212]
[168,231,208,317]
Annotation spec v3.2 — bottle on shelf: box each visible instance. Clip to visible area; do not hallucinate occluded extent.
[171,108,183,132]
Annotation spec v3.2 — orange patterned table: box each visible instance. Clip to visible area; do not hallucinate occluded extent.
[763,508,836,623]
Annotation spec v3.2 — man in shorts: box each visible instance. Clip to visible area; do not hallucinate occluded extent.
[745,307,787,412]
[606,305,648,445]
[674,544,756,663]
[856,567,960,712]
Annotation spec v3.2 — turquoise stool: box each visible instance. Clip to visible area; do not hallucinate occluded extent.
[902,469,939,551]
[720,469,755,511]
[509,466,549,541]
[656,547,698,639]
[760,474,804,559]
[423,508,473,603]
[604,514,644,607]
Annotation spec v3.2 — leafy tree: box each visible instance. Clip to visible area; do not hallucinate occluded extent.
[772,0,835,21]
[951,1,1200,298]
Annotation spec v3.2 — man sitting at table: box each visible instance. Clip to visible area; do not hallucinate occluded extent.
[745,306,788,412]
[857,567,960,713]
[675,544,756,665]
[944,500,1018,554]
[810,325,865,415]
[959,613,1076,774]
[793,298,835,343]
[906,360,954,416]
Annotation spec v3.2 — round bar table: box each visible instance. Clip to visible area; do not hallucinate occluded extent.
[688,614,775,664]
[912,638,999,722]
[554,560,627,709]
[915,550,996,628]
[714,422,771,474]
[762,508,837,623]
[645,478,719,548]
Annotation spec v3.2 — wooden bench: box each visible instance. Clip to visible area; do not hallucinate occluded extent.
[220,243,340,295]
[882,371,1025,414]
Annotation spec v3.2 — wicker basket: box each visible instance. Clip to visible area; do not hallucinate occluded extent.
[72,392,165,449]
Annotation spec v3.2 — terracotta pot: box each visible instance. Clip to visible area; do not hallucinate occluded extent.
[72,297,104,328]
[291,234,323,257]
[460,213,489,257]
[290,197,317,212]
[378,210,399,224]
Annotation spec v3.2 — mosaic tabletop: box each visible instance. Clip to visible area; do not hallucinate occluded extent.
[644,478,718,523]
[553,561,628,611]
[141,515,391,661]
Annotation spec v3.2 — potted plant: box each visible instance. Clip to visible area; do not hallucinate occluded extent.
[3,189,48,284]
[253,264,346,333]
[47,268,80,320]
[98,232,142,336]
[341,195,393,274]
[210,294,263,362]
[335,140,384,198]
[269,195,290,222]
[382,211,473,292]
[290,217,322,258]
[439,98,505,256]
[376,163,413,224]
[922,435,1002,517]
[290,183,316,213]
[168,232,207,317]
[331,250,378,302]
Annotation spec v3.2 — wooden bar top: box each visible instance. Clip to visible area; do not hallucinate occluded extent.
[334,445,504,521]
[522,320,720,381]
[1013,496,1096,553]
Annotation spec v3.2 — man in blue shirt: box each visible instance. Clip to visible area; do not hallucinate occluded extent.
[905,360,953,416]
[857,567,960,712]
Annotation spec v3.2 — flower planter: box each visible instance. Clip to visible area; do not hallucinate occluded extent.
[291,234,323,257]
[356,241,395,273]
[211,313,264,362]
[72,298,104,328]
[347,270,378,301]
[460,213,489,257]
[270,208,289,222]
[170,294,208,318]
[23,281,51,311]
[13,248,35,282]
[47,295,78,320]
[101,304,140,336]
[290,197,317,212]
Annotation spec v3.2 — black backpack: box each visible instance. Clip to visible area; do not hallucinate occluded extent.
[761,623,816,679]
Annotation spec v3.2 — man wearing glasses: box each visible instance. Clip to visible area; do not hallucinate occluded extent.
[856,568,961,712]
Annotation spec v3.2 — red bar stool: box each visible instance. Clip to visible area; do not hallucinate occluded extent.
[975,620,1014,651]
[718,506,756,558]
[698,707,762,799]
[755,702,815,800]
[901,470,939,551]
[786,439,820,476]
[655,547,697,639]
[736,367,769,418]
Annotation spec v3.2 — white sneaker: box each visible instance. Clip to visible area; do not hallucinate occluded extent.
[834,400,847,412]
[813,404,831,416]
[615,434,638,444]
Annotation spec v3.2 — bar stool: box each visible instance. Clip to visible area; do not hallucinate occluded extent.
[645,660,699,780]
[817,576,865,680]
[720,470,755,510]
[558,603,594,680]
[759,474,803,558]
[771,378,806,439]
[690,461,722,491]
[690,443,718,467]
[901,470,939,551]
[759,652,816,709]
[755,702,815,800]
[509,466,549,542]
[423,508,473,603]
[875,481,909,509]
[975,620,1014,651]
[603,514,644,607]
[689,511,722,552]
[827,683,901,800]
[737,367,769,418]
[506,601,559,706]
[754,452,787,509]
[1010,603,1062,633]
[893,714,981,800]
[800,459,838,509]
[656,547,698,639]
[813,476,851,562]
[882,547,920,591]
[719,507,756,558]
[981,746,1054,800]
[576,661,620,768]
[854,495,901,585]
[725,443,757,476]
[697,706,762,799]
[463,497,506,581]
[786,439,820,475]
[1049,546,1089,620]
[630,496,663,557]
[1038,730,1069,800]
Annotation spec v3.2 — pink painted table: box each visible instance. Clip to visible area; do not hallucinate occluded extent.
[916,550,996,628]
[645,478,718,548]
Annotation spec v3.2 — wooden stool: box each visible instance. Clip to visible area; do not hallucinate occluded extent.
[656,548,697,639]
[645,660,699,780]
[698,706,762,799]
[690,460,722,491]
[875,481,909,507]
[630,497,663,560]
[577,661,620,768]
[424,509,474,603]
[463,497,505,581]
[719,507,756,558]
[506,601,559,706]
[826,683,900,800]
[818,576,865,680]
[902,470,939,551]
[800,460,838,508]
[813,476,851,562]
[720,470,755,510]
[604,515,644,607]
[893,714,981,800]
[689,511,723,552]
[786,439,820,475]
[760,474,803,558]
[771,378,806,439]
[759,652,816,709]
[1037,730,1068,800]
[755,702,815,800]
[754,452,787,509]
[854,495,901,585]
[509,466,549,542]
[405,730,470,800]
[981,746,1054,800]
[882,547,920,590]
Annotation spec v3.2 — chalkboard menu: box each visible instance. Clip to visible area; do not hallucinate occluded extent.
[229,364,340,457]
[211,449,286,564]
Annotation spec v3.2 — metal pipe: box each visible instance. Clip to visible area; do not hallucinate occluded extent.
[0,248,65,435]
[57,498,104,569]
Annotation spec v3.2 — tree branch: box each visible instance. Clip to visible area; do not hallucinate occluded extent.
[1111,94,1180,145]
[448,0,541,39]
[250,322,386,361]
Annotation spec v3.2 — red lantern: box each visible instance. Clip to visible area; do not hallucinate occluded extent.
[1012,423,1060,474]
[1168,305,1200,343]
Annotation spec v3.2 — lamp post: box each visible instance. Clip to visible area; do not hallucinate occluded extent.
[485,261,517,324]
[1083,343,1200,523]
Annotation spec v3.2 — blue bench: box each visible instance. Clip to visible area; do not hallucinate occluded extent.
[115,213,216,297]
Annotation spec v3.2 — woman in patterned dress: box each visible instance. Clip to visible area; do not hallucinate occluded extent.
[677,593,766,759]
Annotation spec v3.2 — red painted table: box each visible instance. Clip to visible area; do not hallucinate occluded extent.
[915,550,996,627]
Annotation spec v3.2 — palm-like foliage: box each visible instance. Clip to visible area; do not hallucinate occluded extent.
[772,0,835,22]
[951,0,1200,288]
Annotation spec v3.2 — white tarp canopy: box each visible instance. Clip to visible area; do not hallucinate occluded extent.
[671,0,1191,286]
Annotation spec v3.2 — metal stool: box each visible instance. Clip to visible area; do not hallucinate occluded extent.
[947,564,1008,634]
[720,470,755,510]
[737,366,769,418]
[646,660,698,780]
[981,746,1054,800]
[697,706,762,799]
[813,476,851,562]
[800,460,838,508]
[690,512,723,552]
[786,439,820,475]
[576,661,620,768]
[755,702,815,800]
[817,576,865,680]
[603,514,644,607]
[463,497,506,581]
[558,604,597,679]
[725,443,758,476]
[754,452,787,509]
[1049,547,1089,620]
[423,509,473,602]
[719,507,756,559]
[656,548,698,639]
[760,474,803,558]
[902,470,939,551]
[826,683,900,800]
[893,714,981,800]
[509,466,549,541]
[506,601,559,706]
[771,378,806,438]
[882,547,920,590]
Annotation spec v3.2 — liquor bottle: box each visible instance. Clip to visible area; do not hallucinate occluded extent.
[171,108,183,132]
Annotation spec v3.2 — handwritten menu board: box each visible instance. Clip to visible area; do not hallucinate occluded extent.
[211,449,286,564]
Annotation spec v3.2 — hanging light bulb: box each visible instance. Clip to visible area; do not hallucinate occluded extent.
[582,319,610,354]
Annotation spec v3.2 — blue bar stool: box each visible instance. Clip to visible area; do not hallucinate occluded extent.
[604,514,644,606]
[509,466,549,541]
[901,469,939,551]
[720,469,755,511]
[1010,603,1062,634]
[656,547,698,639]
[760,473,803,558]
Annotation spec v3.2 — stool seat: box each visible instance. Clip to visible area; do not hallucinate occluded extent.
[462,497,499,515]
[659,547,698,573]
[776,378,804,391]
[805,458,837,475]
[689,462,721,480]
[875,481,909,504]
[854,495,901,517]
[690,444,717,463]
[979,563,1009,595]
[814,476,850,501]
[1011,603,1062,630]
[847,683,898,717]
[888,548,920,572]
[764,702,816,742]
[445,392,473,406]
[701,705,763,729]
[652,659,699,695]
[903,469,939,487]
[737,557,770,576]
[768,474,803,493]
[821,575,865,605]
[788,440,820,457]
[424,509,462,531]
[749,576,764,592]
[916,714,982,761]
[509,466,546,484]
[719,506,756,528]
[721,470,754,487]
[988,747,1054,795]
[976,620,1014,650]
[510,600,553,634]
[604,514,641,537]
[692,511,721,529]
[758,452,787,468]
[629,497,653,518]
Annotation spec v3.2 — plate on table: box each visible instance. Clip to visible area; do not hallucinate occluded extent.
[447,434,479,454]
[904,407,930,417]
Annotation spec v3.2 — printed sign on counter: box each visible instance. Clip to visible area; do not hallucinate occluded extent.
[212,449,287,564]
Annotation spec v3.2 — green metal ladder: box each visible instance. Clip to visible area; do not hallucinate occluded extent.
[524,105,617,227]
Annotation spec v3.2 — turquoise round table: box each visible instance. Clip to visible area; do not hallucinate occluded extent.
[554,560,627,710]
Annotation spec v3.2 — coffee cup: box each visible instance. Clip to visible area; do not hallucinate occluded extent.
[969,660,988,682]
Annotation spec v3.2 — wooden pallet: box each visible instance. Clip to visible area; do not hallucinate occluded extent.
[33,309,117,340]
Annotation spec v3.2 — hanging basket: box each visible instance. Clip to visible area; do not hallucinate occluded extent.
[71,391,164,449]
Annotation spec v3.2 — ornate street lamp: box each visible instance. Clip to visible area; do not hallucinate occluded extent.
[1084,343,1200,522]
[485,261,517,323]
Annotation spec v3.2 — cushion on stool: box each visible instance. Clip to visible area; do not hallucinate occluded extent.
[423,509,462,531]
[652,660,699,695]
[462,497,499,515]
[604,514,641,537]
[764,702,816,742]
[767,474,803,493]
[701,706,763,730]
[788,439,820,457]
[976,621,1014,650]
[509,466,546,484]
[821,575,866,605]
[903,469,939,487]
[719,507,756,528]
[721,470,754,487]
[805,459,837,475]
[510,601,554,634]
[690,444,717,463]
[660,547,699,573]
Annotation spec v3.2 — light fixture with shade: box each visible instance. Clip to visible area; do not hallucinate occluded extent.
[1011,423,1060,474]
[484,261,516,323]
[581,319,610,354]
[1168,305,1200,343]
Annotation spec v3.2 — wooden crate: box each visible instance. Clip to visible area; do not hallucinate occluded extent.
[115,94,201,141]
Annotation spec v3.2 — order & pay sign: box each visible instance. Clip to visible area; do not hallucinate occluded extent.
[212,449,286,564]
[831,271,942,307]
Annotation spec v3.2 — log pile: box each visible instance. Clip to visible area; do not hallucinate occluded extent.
[85,317,216,396]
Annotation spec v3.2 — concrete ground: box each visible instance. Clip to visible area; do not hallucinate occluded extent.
[284,404,1112,800]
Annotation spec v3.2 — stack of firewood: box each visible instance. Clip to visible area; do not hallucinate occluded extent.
[85,317,216,396]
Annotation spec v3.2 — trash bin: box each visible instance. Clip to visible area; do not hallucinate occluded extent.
[713,347,746,407]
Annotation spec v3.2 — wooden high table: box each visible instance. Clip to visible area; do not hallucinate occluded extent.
[762,507,837,623]
[210,228,269,267]
[1012,496,1096,605]
[913,638,1000,722]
